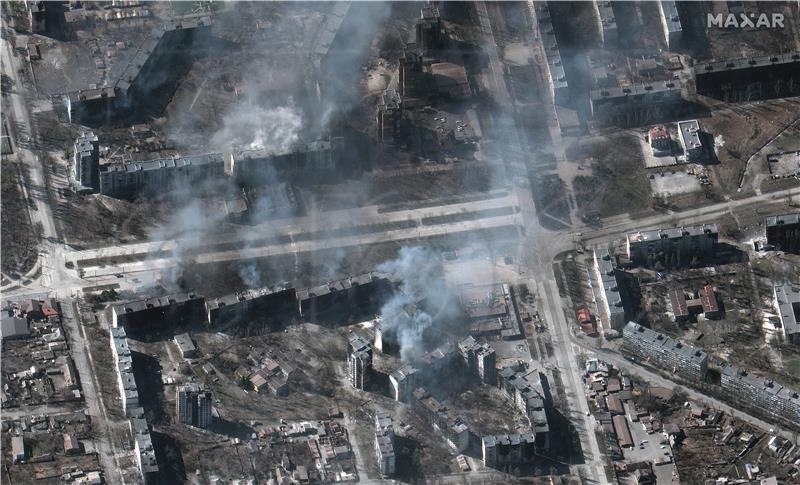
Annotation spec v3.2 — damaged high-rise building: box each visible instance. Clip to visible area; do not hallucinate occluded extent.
[348,333,373,390]
[482,432,537,467]
[298,272,393,325]
[72,131,99,192]
[457,336,497,385]
[205,286,299,330]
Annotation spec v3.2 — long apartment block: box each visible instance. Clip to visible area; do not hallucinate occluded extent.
[622,322,708,381]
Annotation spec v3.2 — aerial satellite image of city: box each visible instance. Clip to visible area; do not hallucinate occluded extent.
[0,1,799,484]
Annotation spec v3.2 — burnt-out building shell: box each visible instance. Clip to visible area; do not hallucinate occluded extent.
[298,272,394,325]
[109,292,206,332]
[206,287,300,330]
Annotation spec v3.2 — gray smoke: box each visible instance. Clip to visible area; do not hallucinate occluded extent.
[377,246,451,362]
[210,104,303,152]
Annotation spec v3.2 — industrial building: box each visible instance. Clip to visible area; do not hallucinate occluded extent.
[668,285,721,322]
[109,292,206,331]
[773,285,800,345]
[593,249,627,331]
[457,336,497,385]
[482,432,537,467]
[657,1,682,48]
[411,387,473,453]
[298,272,393,325]
[72,131,99,191]
[766,213,800,254]
[718,364,800,431]
[593,1,618,49]
[622,322,708,382]
[530,2,569,104]
[206,286,299,329]
[176,383,213,429]
[459,283,523,340]
[695,53,800,102]
[62,17,212,123]
[677,120,703,161]
[347,333,373,390]
[626,223,718,268]
[374,411,396,477]
[89,137,344,199]
[589,81,683,127]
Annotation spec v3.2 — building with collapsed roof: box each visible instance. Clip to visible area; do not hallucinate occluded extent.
[109,292,205,331]
[695,53,800,102]
[205,287,299,329]
[626,223,718,268]
[411,387,474,452]
[374,411,395,477]
[377,88,403,146]
[459,283,523,340]
[622,322,708,382]
[766,213,800,254]
[482,432,536,467]
[62,17,212,123]
[415,5,447,56]
[718,363,800,431]
[497,367,551,449]
[773,284,800,345]
[590,81,683,127]
[298,272,393,325]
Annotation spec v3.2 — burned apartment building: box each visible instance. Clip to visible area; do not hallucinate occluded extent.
[89,137,344,199]
[109,292,205,332]
[374,411,396,477]
[593,249,627,331]
[347,333,373,390]
[622,322,708,382]
[626,223,718,269]
[497,367,551,450]
[718,364,800,432]
[109,327,159,483]
[590,81,683,127]
[694,53,800,102]
[459,283,523,340]
[388,342,461,402]
[657,1,682,49]
[668,285,721,322]
[377,88,403,146]
[411,387,474,453]
[298,272,393,325]
[773,284,800,346]
[482,432,537,468]
[766,213,800,254]
[62,17,212,123]
[593,1,618,49]
[457,336,497,385]
[205,286,299,330]
[72,131,99,192]
[176,383,213,429]
[416,5,448,56]
[530,2,569,105]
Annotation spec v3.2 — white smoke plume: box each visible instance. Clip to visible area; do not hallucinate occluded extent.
[210,104,303,152]
[377,246,451,362]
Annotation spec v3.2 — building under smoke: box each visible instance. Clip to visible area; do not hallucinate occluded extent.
[84,136,344,199]
[298,272,393,326]
[593,1,618,49]
[766,213,800,254]
[530,2,569,105]
[347,333,373,390]
[206,287,299,330]
[109,292,205,331]
[62,17,212,124]
[695,53,800,103]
